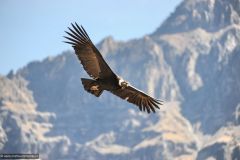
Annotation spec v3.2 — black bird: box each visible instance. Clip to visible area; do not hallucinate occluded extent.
[64,23,163,113]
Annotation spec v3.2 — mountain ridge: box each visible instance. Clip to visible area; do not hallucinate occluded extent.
[154,0,240,35]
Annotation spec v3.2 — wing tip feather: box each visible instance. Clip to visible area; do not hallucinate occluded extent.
[64,22,92,46]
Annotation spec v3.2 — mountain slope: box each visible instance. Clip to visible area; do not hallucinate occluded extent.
[150,0,240,133]
[153,24,240,133]
[0,75,71,159]
[155,0,240,35]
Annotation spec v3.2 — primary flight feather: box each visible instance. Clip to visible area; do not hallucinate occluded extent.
[64,23,163,113]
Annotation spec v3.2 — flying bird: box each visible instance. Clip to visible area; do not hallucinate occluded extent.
[64,23,163,113]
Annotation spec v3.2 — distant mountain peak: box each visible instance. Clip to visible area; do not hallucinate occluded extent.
[154,0,240,35]
[97,36,122,56]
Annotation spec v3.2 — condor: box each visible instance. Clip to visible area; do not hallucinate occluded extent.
[64,23,163,113]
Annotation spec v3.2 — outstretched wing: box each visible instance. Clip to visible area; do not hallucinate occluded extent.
[111,85,163,113]
[64,23,116,79]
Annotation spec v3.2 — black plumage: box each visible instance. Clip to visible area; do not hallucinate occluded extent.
[64,23,163,113]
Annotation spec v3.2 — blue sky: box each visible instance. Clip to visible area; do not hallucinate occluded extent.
[0,0,182,75]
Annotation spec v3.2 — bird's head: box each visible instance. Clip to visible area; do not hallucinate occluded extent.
[118,77,129,89]
[120,81,128,89]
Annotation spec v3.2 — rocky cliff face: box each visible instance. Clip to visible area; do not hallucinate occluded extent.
[197,126,240,160]
[153,24,240,133]
[151,0,240,133]
[1,0,240,159]
[0,76,71,159]
[155,0,240,34]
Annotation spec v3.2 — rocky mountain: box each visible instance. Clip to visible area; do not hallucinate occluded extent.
[1,0,240,159]
[155,0,240,34]
[0,75,71,159]
[152,0,240,134]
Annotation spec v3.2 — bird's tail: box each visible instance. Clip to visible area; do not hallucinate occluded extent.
[81,78,103,97]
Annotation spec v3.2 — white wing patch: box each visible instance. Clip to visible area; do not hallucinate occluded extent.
[118,77,124,86]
